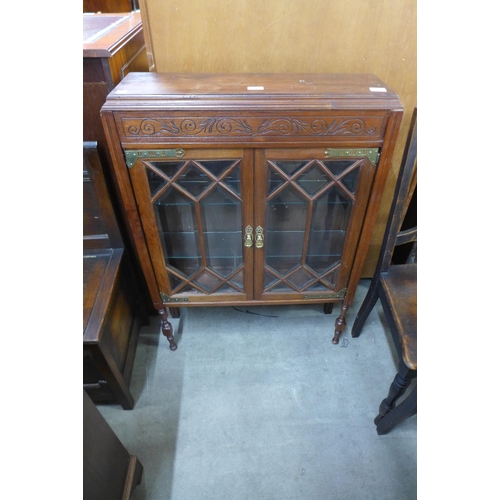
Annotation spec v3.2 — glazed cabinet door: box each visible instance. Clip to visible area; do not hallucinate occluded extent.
[127,148,254,304]
[253,149,377,302]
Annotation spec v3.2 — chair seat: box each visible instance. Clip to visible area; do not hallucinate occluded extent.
[380,263,417,371]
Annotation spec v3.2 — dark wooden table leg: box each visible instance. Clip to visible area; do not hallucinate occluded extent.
[376,383,417,435]
[158,307,177,351]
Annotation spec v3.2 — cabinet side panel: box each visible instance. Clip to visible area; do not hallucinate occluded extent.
[344,110,403,304]
[101,110,164,307]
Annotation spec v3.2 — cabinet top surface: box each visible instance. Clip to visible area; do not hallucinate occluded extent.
[83,12,142,57]
[102,72,402,111]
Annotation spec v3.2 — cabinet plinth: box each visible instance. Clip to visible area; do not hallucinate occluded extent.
[101,72,403,347]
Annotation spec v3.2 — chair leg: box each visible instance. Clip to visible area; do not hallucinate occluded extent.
[351,280,380,338]
[376,383,417,435]
[374,360,416,432]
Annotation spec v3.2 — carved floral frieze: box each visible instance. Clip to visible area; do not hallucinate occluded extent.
[121,116,382,138]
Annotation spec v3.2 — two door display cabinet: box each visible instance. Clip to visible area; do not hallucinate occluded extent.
[101,73,403,350]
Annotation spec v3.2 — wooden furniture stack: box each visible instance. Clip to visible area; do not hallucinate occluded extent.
[83,143,143,410]
[83,11,154,409]
[101,72,403,349]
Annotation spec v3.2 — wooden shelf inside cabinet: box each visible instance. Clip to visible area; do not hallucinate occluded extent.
[101,72,403,349]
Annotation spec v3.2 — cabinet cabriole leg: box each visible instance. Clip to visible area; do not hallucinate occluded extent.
[158,308,177,351]
[332,303,348,344]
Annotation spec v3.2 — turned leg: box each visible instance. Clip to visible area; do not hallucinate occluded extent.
[332,303,349,344]
[351,281,380,338]
[158,307,177,351]
[374,361,415,427]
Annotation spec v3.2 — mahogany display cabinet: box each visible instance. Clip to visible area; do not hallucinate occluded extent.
[101,73,403,350]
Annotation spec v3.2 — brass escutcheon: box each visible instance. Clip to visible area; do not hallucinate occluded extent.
[255,226,264,249]
[244,226,254,248]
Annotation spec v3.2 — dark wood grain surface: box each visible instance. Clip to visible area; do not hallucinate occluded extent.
[380,264,417,370]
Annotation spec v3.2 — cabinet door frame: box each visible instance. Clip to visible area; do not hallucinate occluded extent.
[253,148,376,302]
[128,147,255,304]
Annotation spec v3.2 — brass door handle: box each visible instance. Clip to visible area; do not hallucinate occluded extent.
[255,226,264,248]
[244,226,254,248]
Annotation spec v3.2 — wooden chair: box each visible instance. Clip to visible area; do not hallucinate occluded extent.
[351,109,417,435]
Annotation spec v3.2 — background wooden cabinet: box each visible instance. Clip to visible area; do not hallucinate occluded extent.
[101,72,403,349]
[83,143,143,409]
[84,11,154,317]
[83,390,143,499]
[83,12,155,408]
[83,0,139,13]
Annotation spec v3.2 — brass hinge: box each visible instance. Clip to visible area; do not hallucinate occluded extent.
[160,292,189,303]
[325,148,380,166]
[125,149,186,168]
[303,289,346,300]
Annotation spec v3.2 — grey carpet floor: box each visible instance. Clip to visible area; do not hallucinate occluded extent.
[98,280,417,500]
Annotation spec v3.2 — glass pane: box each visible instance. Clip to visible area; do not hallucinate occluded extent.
[230,269,244,290]
[297,162,329,195]
[168,273,186,293]
[268,168,286,196]
[288,267,316,289]
[264,270,279,289]
[213,284,238,294]
[304,281,330,291]
[146,167,167,198]
[220,162,241,196]
[177,163,211,197]
[340,169,359,195]
[267,186,308,228]
[154,187,201,275]
[198,160,235,178]
[179,284,203,294]
[266,184,308,277]
[306,189,353,274]
[149,161,185,179]
[193,270,222,293]
[323,160,356,177]
[200,185,243,278]
[274,160,309,176]
[321,268,339,288]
